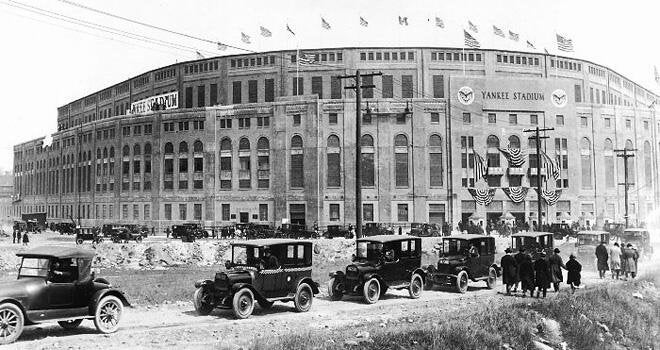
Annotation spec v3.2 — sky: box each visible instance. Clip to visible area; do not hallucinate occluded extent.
[0,0,659,172]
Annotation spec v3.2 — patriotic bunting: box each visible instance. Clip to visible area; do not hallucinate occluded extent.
[540,189,562,206]
[556,33,574,52]
[468,188,497,206]
[435,17,444,28]
[497,146,526,167]
[297,51,316,66]
[464,30,480,48]
[541,151,561,180]
[321,17,331,30]
[502,187,529,203]
[473,151,488,180]
[493,25,504,37]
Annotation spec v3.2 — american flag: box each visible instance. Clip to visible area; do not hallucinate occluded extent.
[556,34,574,52]
[297,51,316,66]
[435,17,444,28]
[492,25,504,37]
[241,32,251,44]
[398,16,408,25]
[468,20,478,32]
[321,17,331,30]
[509,30,519,41]
[260,26,272,37]
[541,151,561,180]
[360,16,368,27]
[473,151,488,180]
[464,30,480,48]
[286,24,296,36]
[526,40,535,49]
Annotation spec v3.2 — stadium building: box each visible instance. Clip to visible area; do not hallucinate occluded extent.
[11,47,660,231]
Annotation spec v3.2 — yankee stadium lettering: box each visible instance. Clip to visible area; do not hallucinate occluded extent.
[481,91,545,101]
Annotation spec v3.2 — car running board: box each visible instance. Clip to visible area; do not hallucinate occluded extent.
[27,307,91,322]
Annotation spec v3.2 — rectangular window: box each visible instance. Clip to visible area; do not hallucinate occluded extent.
[290,154,303,188]
[604,117,611,128]
[487,113,496,124]
[432,75,444,98]
[197,85,205,107]
[556,115,564,126]
[164,204,172,220]
[259,204,268,221]
[429,153,443,187]
[581,116,588,127]
[185,87,193,108]
[122,204,128,219]
[179,204,187,220]
[293,114,301,126]
[429,204,445,224]
[194,204,202,221]
[222,204,230,221]
[362,76,373,98]
[232,81,242,104]
[210,83,218,105]
[574,84,582,103]
[329,204,340,221]
[331,76,341,99]
[382,75,393,98]
[395,153,409,187]
[265,78,275,102]
[248,80,258,103]
[311,76,323,99]
[363,204,374,222]
[463,113,471,124]
[292,77,303,95]
[328,113,338,125]
[430,112,440,123]
[530,114,538,125]
[509,114,518,125]
[361,153,374,186]
[133,204,139,220]
[401,75,413,98]
[626,119,631,129]
[397,204,409,222]
[327,153,341,187]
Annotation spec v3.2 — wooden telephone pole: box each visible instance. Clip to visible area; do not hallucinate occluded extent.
[523,126,554,230]
[614,148,636,228]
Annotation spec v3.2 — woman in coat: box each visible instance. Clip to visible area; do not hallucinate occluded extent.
[623,244,639,279]
[566,254,582,293]
[533,253,551,298]
[518,254,535,297]
[609,242,622,280]
[500,248,518,295]
[548,248,566,292]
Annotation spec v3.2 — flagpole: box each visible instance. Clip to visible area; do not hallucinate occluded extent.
[462,47,466,76]
[296,45,299,95]
[554,32,558,79]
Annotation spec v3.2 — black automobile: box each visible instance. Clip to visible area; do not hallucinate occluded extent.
[278,224,317,239]
[548,223,575,239]
[54,222,76,235]
[362,223,394,236]
[110,227,143,243]
[193,239,320,319]
[409,223,442,237]
[424,235,500,293]
[511,232,554,260]
[323,225,352,239]
[75,226,103,245]
[0,246,130,345]
[328,235,426,304]
[172,223,207,241]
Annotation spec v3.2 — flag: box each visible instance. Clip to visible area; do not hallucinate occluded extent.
[492,25,504,37]
[540,189,562,206]
[241,32,251,44]
[526,40,535,49]
[556,33,574,52]
[467,188,497,206]
[297,51,316,66]
[473,151,488,180]
[464,30,480,48]
[497,145,526,167]
[286,24,296,36]
[502,187,529,203]
[321,17,331,30]
[260,26,272,37]
[360,16,368,27]
[435,17,444,28]
[544,48,550,54]
[217,42,227,51]
[468,20,478,32]
[196,51,205,59]
[398,16,408,25]
[655,66,660,84]
[541,151,561,180]
[509,30,519,41]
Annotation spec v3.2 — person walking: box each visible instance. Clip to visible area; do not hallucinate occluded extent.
[609,242,622,280]
[12,228,16,244]
[533,252,551,298]
[22,231,29,246]
[566,254,582,294]
[548,248,566,292]
[622,243,639,279]
[512,247,527,293]
[595,241,609,279]
[518,253,535,297]
[500,248,518,295]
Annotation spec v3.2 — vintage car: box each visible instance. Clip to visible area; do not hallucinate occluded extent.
[0,246,130,345]
[172,223,207,240]
[362,222,394,236]
[424,235,500,293]
[278,224,317,239]
[548,223,575,239]
[620,228,653,257]
[75,226,103,245]
[323,225,352,239]
[575,230,610,264]
[511,232,554,260]
[110,227,143,243]
[603,222,626,239]
[328,235,426,304]
[243,224,277,240]
[193,239,320,319]
[409,223,442,237]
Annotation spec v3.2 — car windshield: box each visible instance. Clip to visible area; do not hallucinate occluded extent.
[18,258,50,278]
[356,241,384,261]
[577,234,600,245]
[442,239,469,255]
[232,245,260,267]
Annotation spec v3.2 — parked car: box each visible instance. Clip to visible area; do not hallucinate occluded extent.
[279,224,317,239]
[603,222,626,239]
[110,227,143,243]
[0,246,130,345]
[328,235,426,304]
[424,235,500,293]
[53,222,76,235]
[620,228,653,257]
[172,223,207,240]
[193,239,320,319]
[324,225,352,239]
[548,223,575,239]
[409,223,442,237]
[511,232,554,260]
[575,230,610,265]
[75,226,103,245]
[362,223,394,236]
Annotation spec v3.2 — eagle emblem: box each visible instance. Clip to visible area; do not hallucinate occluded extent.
[551,89,567,108]
[457,86,474,105]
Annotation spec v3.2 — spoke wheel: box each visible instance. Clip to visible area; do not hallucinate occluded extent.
[94,295,123,334]
[76,238,83,245]
[409,273,423,299]
[456,271,469,294]
[58,319,83,329]
[486,267,497,289]
[294,283,313,312]
[362,278,381,304]
[0,303,24,345]
[193,288,214,316]
[327,278,344,301]
[232,288,255,319]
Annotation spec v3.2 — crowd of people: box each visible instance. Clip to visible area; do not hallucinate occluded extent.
[594,241,640,280]
[11,223,29,246]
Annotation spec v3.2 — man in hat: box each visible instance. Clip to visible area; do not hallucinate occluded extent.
[533,252,550,298]
[595,241,609,279]
[622,243,639,279]
[512,247,527,292]
[260,247,280,270]
[500,248,518,295]
[566,254,582,294]
[548,248,566,292]
[609,242,622,279]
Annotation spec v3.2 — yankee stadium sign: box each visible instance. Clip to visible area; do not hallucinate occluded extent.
[481,91,545,101]
[130,91,178,114]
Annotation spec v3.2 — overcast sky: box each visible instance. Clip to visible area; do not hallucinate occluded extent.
[0,0,658,171]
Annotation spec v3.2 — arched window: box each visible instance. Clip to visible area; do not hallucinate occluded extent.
[193,140,203,153]
[394,134,409,187]
[220,138,232,151]
[144,143,152,155]
[429,134,443,187]
[327,135,341,187]
[508,135,520,149]
[604,139,615,188]
[487,135,500,148]
[164,142,173,154]
[237,138,251,188]
[257,137,270,188]
[361,134,374,147]
[486,135,500,169]
[219,138,232,189]
[193,141,204,188]
[96,148,101,159]
[109,147,114,158]
[361,134,375,186]
[122,145,130,157]
[290,135,304,188]
[133,144,141,156]
[239,138,251,150]
[257,137,269,150]
[179,141,188,154]
[644,141,652,187]
[580,137,592,189]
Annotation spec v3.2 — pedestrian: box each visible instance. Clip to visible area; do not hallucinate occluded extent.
[566,254,582,294]
[548,248,566,292]
[622,243,639,279]
[398,226,403,235]
[518,254,535,297]
[609,242,622,279]
[151,227,155,236]
[512,247,527,293]
[500,248,518,295]
[534,252,551,298]
[17,229,22,244]
[166,227,171,239]
[12,229,16,244]
[22,231,29,246]
[595,241,609,278]
[619,242,627,275]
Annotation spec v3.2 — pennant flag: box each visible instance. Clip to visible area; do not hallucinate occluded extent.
[509,30,519,41]
[398,16,409,25]
[435,17,444,28]
[502,187,529,203]
[468,188,497,206]
[241,32,251,44]
[544,48,550,54]
[196,51,205,59]
[540,189,562,206]
[297,51,316,66]
[286,24,296,36]
[541,151,561,180]
[556,33,574,52]
[360,16,369,27]
[464,30,480,48]
[217,42,227,51]
[468,20,478,33]
[526,40,536,49]
[655,66,660,84]
[473,151,488,180]
[321,17,331,30]
[497,145,526,167]
[492,25,504,37]
[260,26,272,37]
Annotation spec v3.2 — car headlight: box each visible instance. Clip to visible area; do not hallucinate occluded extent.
[346,266,358,272]
[438,258,449,264]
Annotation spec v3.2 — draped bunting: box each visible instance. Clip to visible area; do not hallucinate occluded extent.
[541,151,561,180]
[467,188,497,206]
[497,147,526,167]
[540,189,562,206]
[502,186,529,203]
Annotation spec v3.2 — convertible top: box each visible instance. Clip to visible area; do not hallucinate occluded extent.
[16,246,96,259]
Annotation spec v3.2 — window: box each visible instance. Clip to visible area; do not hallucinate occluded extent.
[394,134,409,187]
[429,135,443,187]
[604,138,615,188]
[556,115,564,126]
[581,138,592,189]
[292,77,303,95]
[430,112,440,123]
[574,84,582,103]
[220,138,232,190]
[311,76,323,99]
[257,137,270,189]
[581,116,588,127]
[604,117,611,128]
[329,204,340,221]
[331,76,342,99]
[194,204,202,221]
[232,81,241,104]
[179,204,187,220]
[401,75,413,98]
[361,135,374,187]
[293,114,301,126]
[397,204,409,222]
[197,85,205,107]
[248,80,257,103]
[432,75,444,98]
[265,78,275,102]
[122,204,128,219]
[463,113,471,124]
[429,204,445,224]
[530,114,538,125]
[509,114,518,125]
[327,135,341,187]
[222,204,230,221]
[328,113,338,125]
[625,119,631,129]
[644,120,649,130]
[259,204,268,221]
[290,136,304,188]
[363,204,374,222]
[488,113,496,124]
[178,121,189,131]
[185,87,193,108]
[362,76,373,98]
[382,75,393,98]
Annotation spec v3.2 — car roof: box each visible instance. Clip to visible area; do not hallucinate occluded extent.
[16,246,96,259]
[623,228,648,232]
[233,239,312,247]
[577,230,608,235]
[444,234,493,240]
[358,235,418,243]
[511,231,553,238]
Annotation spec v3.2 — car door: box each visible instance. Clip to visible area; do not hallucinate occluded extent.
[283,244,311,295]
[259,245,285,297]
[46,259,76,308]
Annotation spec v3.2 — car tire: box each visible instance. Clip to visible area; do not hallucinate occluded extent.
[232,288,255,319]
[135,236,143,243]
[93,295,123,334]
[455,270,469,294]
[0,303,24,345]
[409,273,423,299]
[193,288,214,316]
[327,278,344,301]
[76,238,83,245]
[362,278,381,304]
[58,319,83,329]
[486,267,498,289]
[294,283,313,313]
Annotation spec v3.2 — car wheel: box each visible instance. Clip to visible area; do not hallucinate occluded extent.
[258,300,274,309]
[76,238,83,245]
[327,278,344,301]
[135,236,143,243]
[455,271,469,294]
[58,319,83,329]
[232,288,255,319]
[0,303,24,345]
[294,283,313,313]
[94,295,123,334]
[409,273,423,299]
[486,267,497,289]
[193,288,214,316]
[362,278,381,304]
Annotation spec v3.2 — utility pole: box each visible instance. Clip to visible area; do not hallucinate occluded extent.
[614,148,636,228]
[337,70,381,239]
[523,126,554,231]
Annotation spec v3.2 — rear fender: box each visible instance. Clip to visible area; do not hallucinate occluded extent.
[89,289,131,315]
[194,279,214,289]
[296,277,320,294]
[329,271,345,280]
[490,264,502,277]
